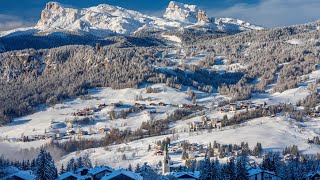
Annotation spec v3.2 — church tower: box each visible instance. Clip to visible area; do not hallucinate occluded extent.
[162,144,170,174]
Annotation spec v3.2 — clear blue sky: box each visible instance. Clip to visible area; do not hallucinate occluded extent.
[0,0,319,31]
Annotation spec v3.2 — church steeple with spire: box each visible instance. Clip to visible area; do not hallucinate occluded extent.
[162,144,170,174]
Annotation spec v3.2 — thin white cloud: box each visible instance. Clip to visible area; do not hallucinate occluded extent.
[207,0,320,27]
[0,14,35,31]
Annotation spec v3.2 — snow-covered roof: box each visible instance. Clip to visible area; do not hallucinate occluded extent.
[306,170,320,177]
[10,170,35,180]
[102,169,142,180]
[247,168,277,177]
[58,172,80,180]
[247,168,263,176]
[172,171,200,179]
[89,166,113,175]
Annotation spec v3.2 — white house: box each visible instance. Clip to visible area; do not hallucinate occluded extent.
[248,167,282,180]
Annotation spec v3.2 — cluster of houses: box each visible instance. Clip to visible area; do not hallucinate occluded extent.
[178,104,203,111]
[152,139,320,180]
[158,141,287,180]
[5,100,172,143]
[154,140,205,161]
[72,103,107,117]
[6,167,320,180]
[5,153,320,180]
[190,116,222,131]
[6,127,113,143]
[218,101,268,112]
[308,110,320,118]
[70,101,169,120]
[6,166,143,180]
[58,166,143,180]
[15,135,47,142]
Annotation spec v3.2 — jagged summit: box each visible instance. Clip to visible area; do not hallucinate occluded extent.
[44,2,64,11]
[163,1,209,23]
[163,1,199,23]
[36,2,156,36]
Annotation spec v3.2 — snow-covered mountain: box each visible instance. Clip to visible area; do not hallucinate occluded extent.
[35,2,166,37]
[0,1,263,39]
[163,1,200,23]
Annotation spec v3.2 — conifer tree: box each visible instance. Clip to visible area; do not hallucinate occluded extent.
[34,149,58,180]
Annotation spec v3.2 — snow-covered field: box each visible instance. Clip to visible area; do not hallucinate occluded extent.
[58,115,320,169]
[0,83,220,140]
[161,35,182,44]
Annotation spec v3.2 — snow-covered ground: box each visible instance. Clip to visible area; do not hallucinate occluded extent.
[58,115,320,169]
[286,39,303,45]
[0,83,220,140]
[161,35,182,46]
[251,86,312,105]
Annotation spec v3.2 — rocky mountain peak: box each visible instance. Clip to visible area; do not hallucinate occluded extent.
[163,1,199,23]
[45,2,63,12]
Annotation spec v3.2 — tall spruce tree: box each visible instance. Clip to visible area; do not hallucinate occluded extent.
[82,153,92,168]
[236,154,248,180]
[66,158,77,172]
[199,157,211,180]
[34,149,58,180]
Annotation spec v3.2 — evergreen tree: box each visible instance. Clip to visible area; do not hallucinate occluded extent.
[211,158,221,180]
[199,157,210,180]
[128,164,133,172]
[222,158,236,180]
[261,154,273,171]
[284,156,306,180]
[221,164,230,180]
[188,160,197,172]
[135,163,140,173]
[30,159,36,171]
[182,150,189,160]
[136,162,158,179]
[82,153,92,168]
[66,158,77,172]
[21,160,29,170]
[76,157,83,168]
[252,142,263,157]
[34,149,58,180]
[261,152,283,174]
[236,154,248,180]
[60,164,66,175]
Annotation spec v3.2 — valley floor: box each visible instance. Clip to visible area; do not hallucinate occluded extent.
[0,81,319,168]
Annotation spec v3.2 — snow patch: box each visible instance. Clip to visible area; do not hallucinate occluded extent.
[161,35,182,43]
